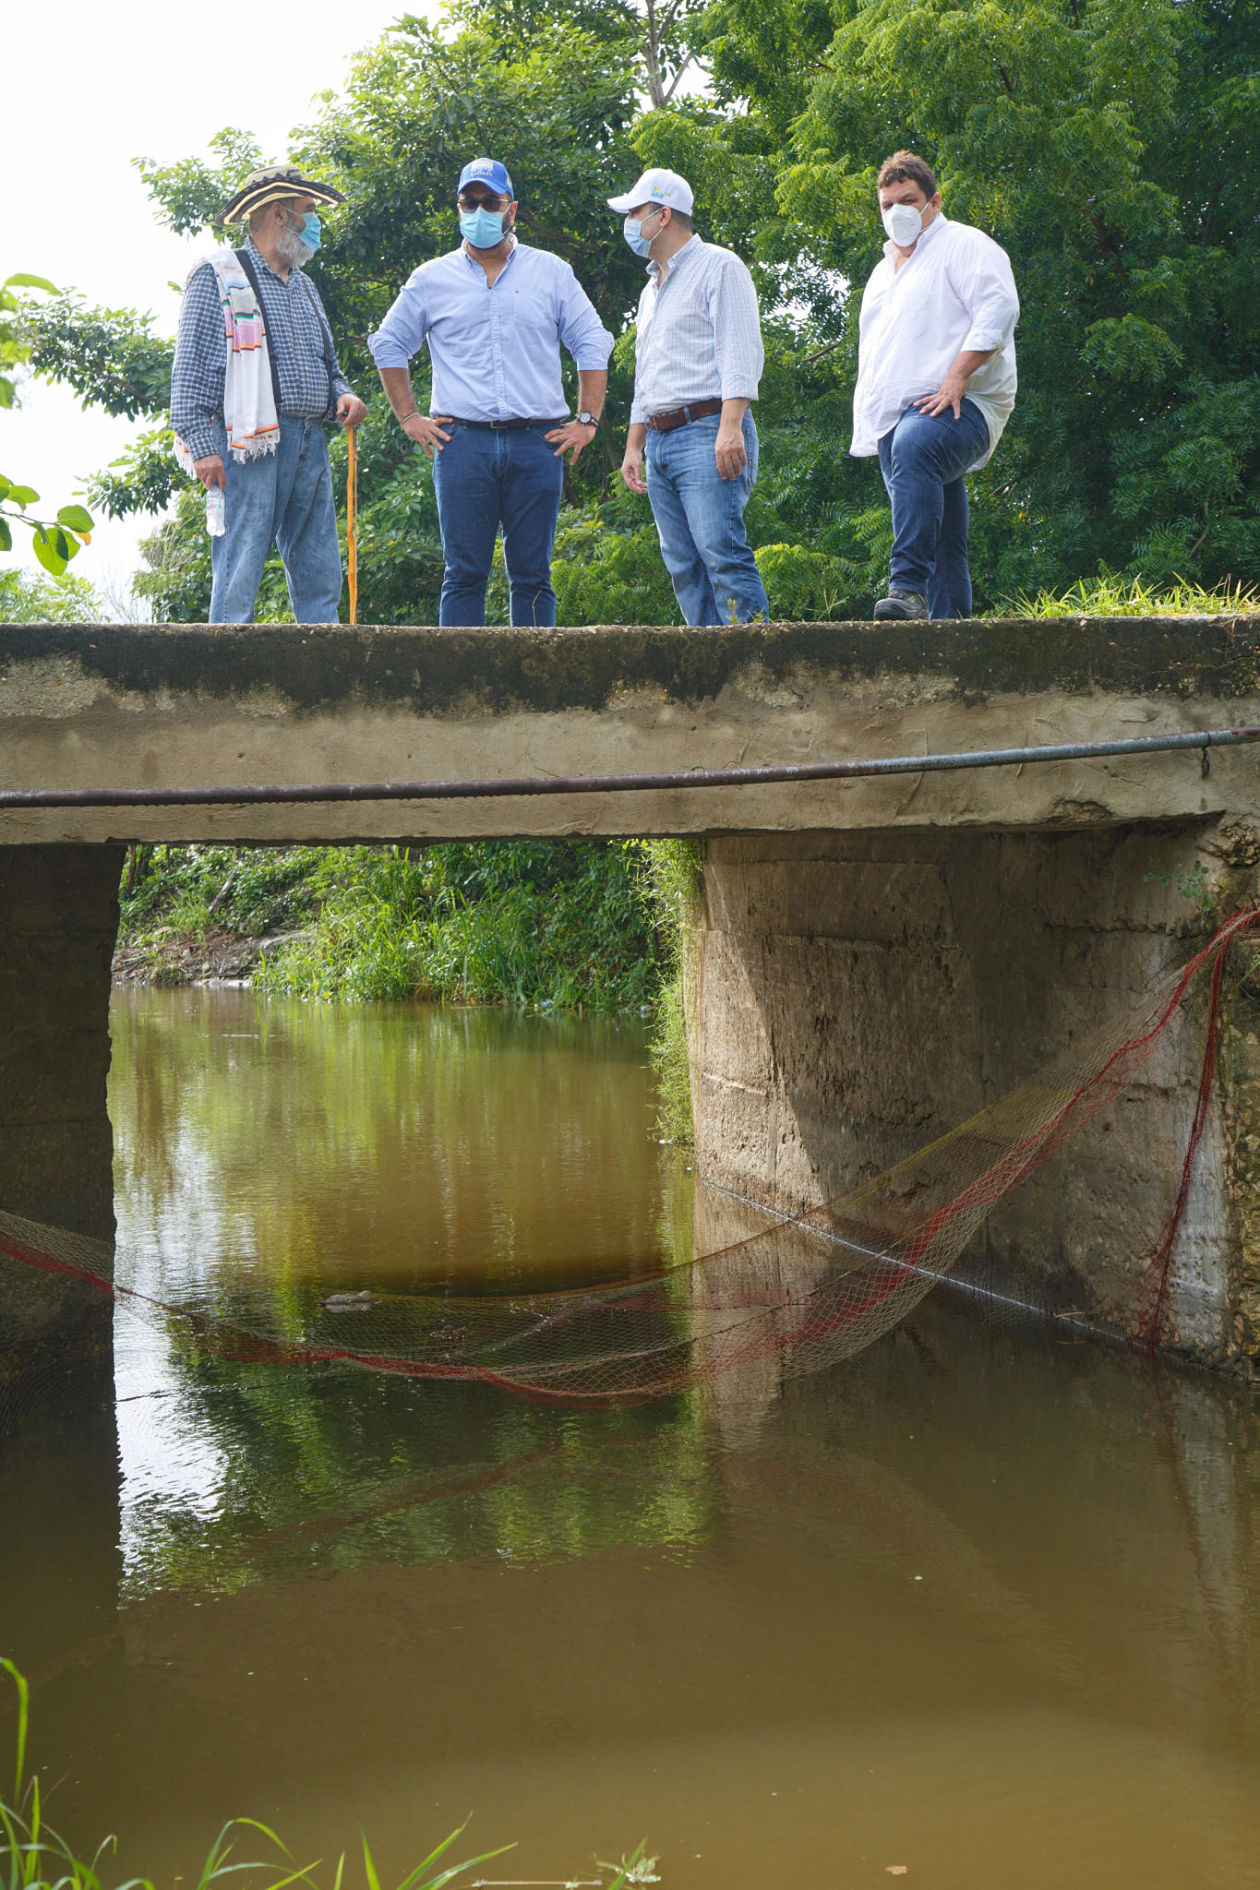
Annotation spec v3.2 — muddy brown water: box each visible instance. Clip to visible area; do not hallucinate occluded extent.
[3,986,1260,1890]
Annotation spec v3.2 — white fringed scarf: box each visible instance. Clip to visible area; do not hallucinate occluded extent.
[174,247,279,469]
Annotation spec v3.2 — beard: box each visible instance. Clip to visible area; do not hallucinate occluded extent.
[274,226,316,270]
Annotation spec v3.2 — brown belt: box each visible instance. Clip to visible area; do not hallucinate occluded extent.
[645,398,723,433]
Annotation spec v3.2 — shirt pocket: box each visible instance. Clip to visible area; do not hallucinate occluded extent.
[493,284,559,352]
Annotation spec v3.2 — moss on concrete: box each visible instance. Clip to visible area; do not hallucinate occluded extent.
[2,616,1259,718]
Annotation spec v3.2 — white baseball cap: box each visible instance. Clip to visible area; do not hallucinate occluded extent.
[607,167,694,216]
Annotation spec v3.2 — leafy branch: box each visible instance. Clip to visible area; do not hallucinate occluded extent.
[0,476,94,574]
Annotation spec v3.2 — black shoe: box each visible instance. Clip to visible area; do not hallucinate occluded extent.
[873,589,928,620]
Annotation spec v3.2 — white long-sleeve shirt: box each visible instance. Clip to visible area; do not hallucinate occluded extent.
[850,213,1019,467]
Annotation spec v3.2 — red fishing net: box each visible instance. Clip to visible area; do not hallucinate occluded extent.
[3,908,1256,1405]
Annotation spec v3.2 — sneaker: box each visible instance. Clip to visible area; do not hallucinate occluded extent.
[873,589,928,620]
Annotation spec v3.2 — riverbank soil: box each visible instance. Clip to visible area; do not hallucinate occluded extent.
[112,928,274,986]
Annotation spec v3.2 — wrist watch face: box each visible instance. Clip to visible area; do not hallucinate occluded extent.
[577,411,599,427]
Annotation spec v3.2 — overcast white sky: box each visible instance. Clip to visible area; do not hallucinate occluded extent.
[5,0,436,611]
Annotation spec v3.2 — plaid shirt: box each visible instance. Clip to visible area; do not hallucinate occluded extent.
[171,239,352,461]
[629,235,763,426]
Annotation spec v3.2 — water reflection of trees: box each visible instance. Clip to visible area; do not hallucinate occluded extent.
[118,1355,717,1600]
[109,989,672,1297]
[109,988,713,1597]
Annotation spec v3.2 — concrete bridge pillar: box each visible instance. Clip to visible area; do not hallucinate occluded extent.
[0,843,122,1395]
[685,820,1260,1371]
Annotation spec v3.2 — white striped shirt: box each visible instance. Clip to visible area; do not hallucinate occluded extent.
[629,235,764,425]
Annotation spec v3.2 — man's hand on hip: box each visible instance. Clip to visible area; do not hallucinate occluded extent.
[714,422,747,481]
[193,455,226,492]
[337,393,369,429]
[914,349,992,421]
[546,419,598,464]
[914,372,970,420]
[403,414,454,459]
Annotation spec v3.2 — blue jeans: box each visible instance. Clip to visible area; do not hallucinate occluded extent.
[210,418,342,623]
[431,421,565,627]
[645,412,769,626]
[876,399,990,619]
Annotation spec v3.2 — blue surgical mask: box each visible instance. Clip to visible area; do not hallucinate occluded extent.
[460,205,508,249]
[297,211,322,252]
[623,212,659,258]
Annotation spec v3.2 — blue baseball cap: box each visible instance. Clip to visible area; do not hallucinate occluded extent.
[457,158,514,199]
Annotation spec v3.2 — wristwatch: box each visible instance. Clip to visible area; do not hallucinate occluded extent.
[576,410,601,428]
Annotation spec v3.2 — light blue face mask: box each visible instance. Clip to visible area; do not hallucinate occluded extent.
[622,210,661,258]
[296,211,322,253]
[460,205,508,249]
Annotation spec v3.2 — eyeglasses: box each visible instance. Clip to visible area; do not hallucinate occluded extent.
[459,193,507,210]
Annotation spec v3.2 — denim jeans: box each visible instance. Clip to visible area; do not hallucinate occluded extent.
[645,412,769,626]
[431,421,565,627]
[210,418,342,623]
[876,398,990,619]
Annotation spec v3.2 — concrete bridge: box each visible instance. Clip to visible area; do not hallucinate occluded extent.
[3,617,1260,1385]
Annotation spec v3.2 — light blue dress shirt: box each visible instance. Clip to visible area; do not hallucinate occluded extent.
[368,241,614,421]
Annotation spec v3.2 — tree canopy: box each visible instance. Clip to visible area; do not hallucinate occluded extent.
[18,0,1259,621]
[1,273,95,573]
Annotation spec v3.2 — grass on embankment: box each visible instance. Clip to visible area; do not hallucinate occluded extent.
[117,839,667,1013]
[995,572,1259,618]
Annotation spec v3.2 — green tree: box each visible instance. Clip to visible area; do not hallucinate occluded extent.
[693,0,1260,596]
[0,566,102,620]
[1,272,95,574]
[20,0,1260,617]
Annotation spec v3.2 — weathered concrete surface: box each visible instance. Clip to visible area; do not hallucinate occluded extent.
[0,844,121,1389]
[1,618,1259,843]
[685,822,1260,1372]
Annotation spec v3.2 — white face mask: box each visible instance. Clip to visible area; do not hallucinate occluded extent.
[881,200,926,247]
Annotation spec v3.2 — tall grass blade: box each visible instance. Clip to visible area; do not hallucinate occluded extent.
[0,1661,29,1805]
[361,1834,382,1890]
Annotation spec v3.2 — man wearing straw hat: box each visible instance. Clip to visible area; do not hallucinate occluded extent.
[171,164,367,623]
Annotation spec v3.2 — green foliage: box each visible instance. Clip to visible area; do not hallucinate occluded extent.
[89,427,183,523]
[0,567,102,621]
[0,475,94,573]
[120,841,667,1013]
[21,294,173,420]
[646,969,693,1148]
[120,844,331,941]
[134,127,265,236]
[256,841,663,1010]
[29,0,1260,614]
[996,572,1260,619]
[553,512,678,625]
[755,0,1260,598]
[635,840,703,1144]
[0,274,56,411]
[1,275,96,568]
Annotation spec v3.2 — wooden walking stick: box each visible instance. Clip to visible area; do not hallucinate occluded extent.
[347,425,359,626]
